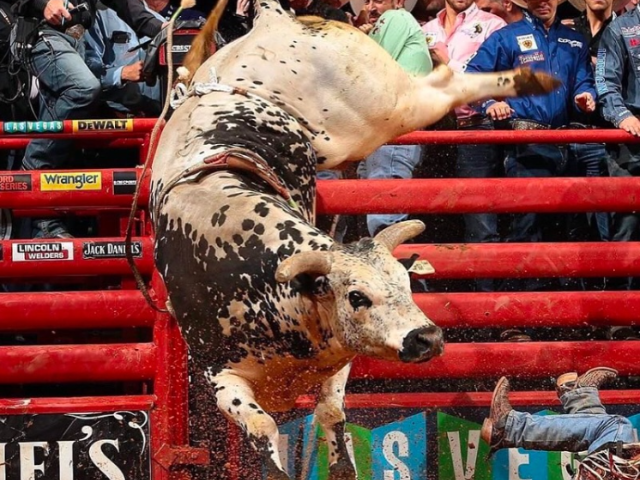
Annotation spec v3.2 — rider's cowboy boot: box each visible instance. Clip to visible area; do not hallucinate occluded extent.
[556,367,618,397]
[481,376,513,456]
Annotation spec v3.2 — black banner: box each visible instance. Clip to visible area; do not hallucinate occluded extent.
[82,241,142,259]
[112,172,137,195]
[0,173,31,192]
[0,410,150,480]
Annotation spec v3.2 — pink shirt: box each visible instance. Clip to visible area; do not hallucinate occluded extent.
[422,4,506,117]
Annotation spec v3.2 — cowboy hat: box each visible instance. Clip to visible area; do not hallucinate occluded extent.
[349,0,418,15]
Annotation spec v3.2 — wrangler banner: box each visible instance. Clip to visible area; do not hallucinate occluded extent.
[255,405,640,480]
[40,172,102,191]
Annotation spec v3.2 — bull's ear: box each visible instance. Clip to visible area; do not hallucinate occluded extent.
[312,276,331,297]
[399,253,435,275]
[275,251,333,283]
[374,220,425,252]
[408,260,435,275]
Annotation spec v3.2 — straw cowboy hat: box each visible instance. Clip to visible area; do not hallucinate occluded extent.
[349,0,418,15]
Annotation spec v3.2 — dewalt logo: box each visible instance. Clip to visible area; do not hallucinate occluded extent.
[40,172,102,191]
[72,119,133,132]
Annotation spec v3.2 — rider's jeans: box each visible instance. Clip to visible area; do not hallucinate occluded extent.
[503,387,634,454]
[357,145,423,236]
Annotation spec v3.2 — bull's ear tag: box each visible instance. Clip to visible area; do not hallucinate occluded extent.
[408,260,435,275]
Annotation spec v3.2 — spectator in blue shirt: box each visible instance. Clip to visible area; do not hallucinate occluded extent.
[466,0,596,292]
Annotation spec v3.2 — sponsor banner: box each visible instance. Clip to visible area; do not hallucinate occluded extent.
[252,405,640,480]
[12,242,74,261]
[0,173,32,191]
[72,119,133,133]
[82,241,142,259]
[40,172,102,191]
[0,244,3,261]
[0,411,150,480]
[2,121,64,134]
[261,409,427,480]
[112,171,137,195]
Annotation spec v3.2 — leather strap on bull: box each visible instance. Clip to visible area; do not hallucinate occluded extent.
[153,146,298,223]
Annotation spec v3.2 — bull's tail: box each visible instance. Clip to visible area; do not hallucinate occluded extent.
[181,0,229,83]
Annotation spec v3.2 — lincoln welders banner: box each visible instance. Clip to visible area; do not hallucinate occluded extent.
[0,411,150,480]
[255,405,640,480]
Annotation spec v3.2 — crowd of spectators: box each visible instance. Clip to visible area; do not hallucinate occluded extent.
[1,0,640,315]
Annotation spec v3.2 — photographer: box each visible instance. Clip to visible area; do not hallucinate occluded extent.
[10,0,164,239]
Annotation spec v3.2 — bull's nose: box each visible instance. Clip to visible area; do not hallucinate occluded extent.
[399,325,444,363]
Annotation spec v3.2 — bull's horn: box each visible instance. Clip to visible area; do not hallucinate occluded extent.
[374,220,425,252]
[275,251,333,283]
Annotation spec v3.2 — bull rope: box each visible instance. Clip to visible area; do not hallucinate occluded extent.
[124,0,195,315]
[577,449,640,480]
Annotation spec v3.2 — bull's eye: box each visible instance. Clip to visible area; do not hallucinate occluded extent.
[348,291,372,310]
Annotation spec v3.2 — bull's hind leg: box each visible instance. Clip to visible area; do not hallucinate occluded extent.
[408,66,562,131]
[315,364,356,480]
[214,371,291,480]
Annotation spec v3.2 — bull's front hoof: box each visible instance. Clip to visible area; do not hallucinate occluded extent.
[328,458,357,480]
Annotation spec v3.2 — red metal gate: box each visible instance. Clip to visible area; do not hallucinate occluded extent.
[0,119,207,480]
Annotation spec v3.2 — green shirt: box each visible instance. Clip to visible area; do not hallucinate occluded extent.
[369,9,433,76]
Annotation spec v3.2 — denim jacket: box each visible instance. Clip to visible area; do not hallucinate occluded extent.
[596,7,640,127]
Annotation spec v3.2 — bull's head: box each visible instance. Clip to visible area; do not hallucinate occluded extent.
[276,220,444,363]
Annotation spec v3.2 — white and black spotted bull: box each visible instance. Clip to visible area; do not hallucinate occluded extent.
[150,1,559,478]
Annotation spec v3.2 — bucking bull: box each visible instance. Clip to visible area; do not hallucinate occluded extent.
[150,0,559,477]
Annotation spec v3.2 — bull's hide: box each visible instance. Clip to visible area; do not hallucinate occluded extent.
[149,0,558,478]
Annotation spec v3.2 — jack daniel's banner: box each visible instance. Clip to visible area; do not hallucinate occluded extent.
[0,411,150,480]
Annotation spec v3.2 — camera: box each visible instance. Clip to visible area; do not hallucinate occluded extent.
[68,2,89,25]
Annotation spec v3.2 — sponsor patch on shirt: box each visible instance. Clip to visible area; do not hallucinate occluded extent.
[518,51,545,64]
[425,33,437,47]
[558,37,583,48]
[516,34,537,52]
[461,22,484,39]
[630,37,640,47]
[621,25,640,37]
